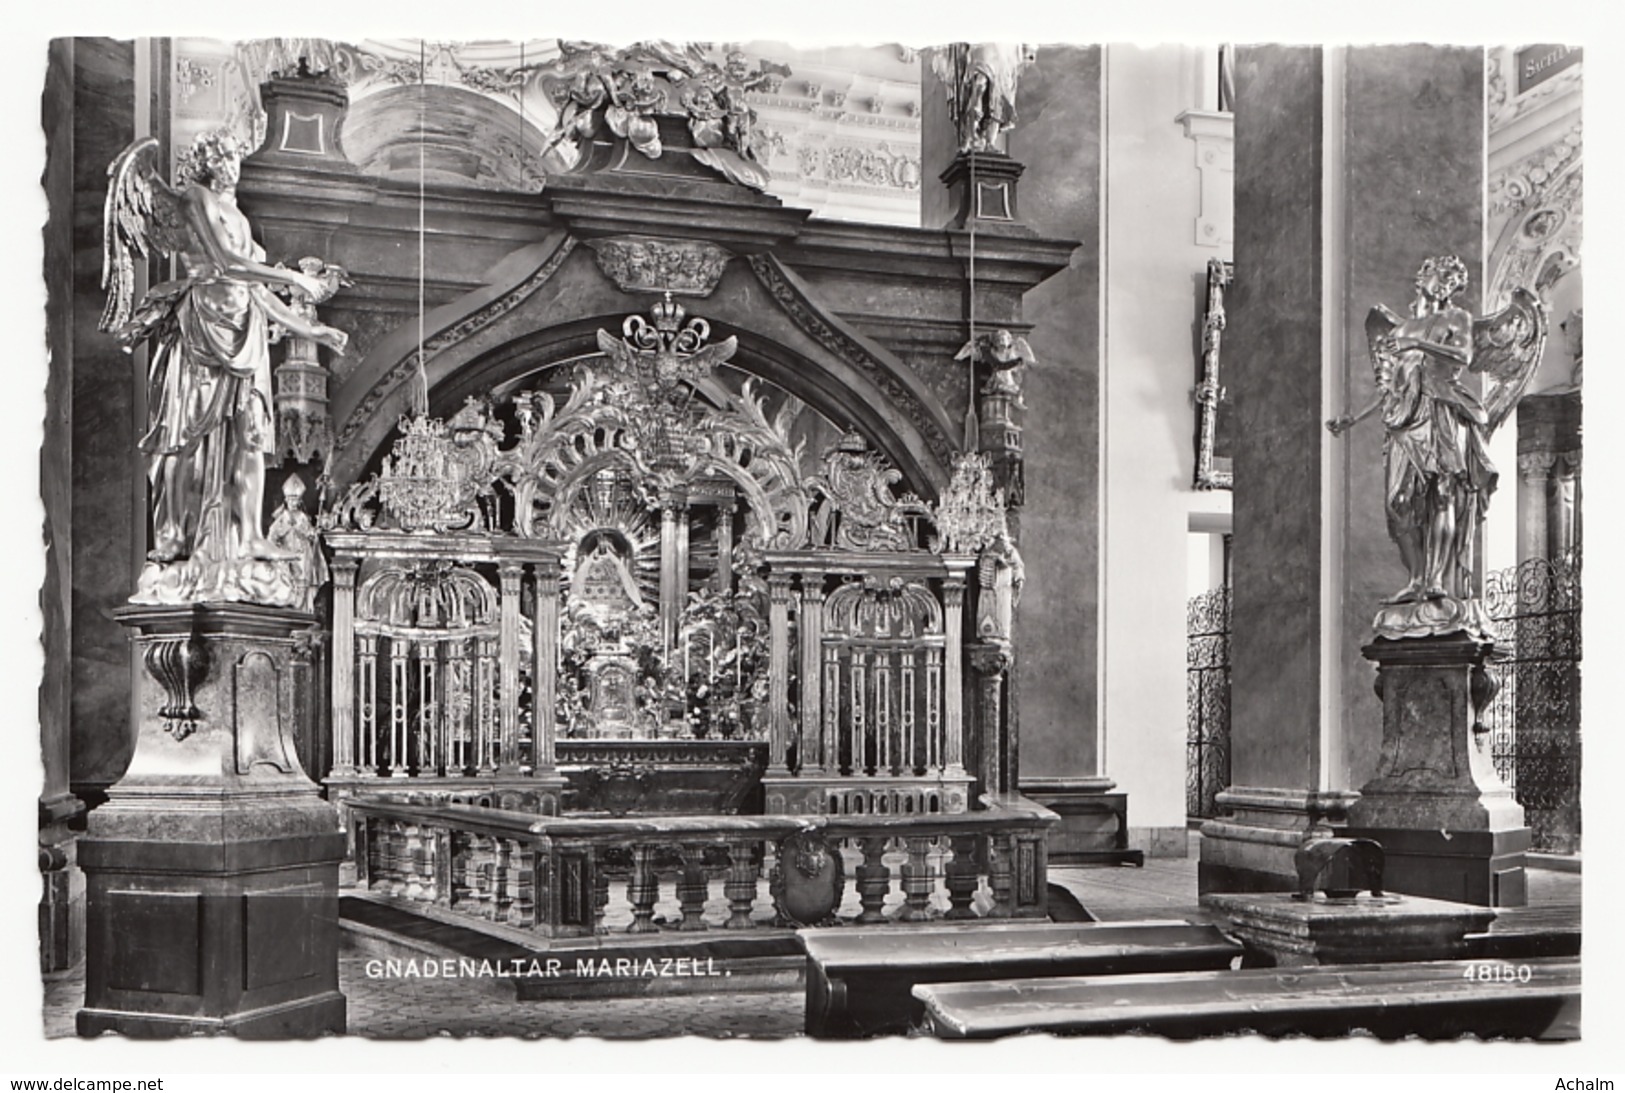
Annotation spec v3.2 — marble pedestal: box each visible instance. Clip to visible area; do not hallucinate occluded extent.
[1202,891,1495,968]
[77,604,346,1039]
[940,152,1029,233]
[1346,634,1529,907]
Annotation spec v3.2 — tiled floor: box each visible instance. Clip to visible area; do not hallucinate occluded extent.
[42,839,1581,1041]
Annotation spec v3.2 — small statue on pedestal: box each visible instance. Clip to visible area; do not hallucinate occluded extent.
[266,473,329,613]
[931,43,1038,154]
[1327,256,1545,639]
[101,129,349,607]
[976,529,1025,642]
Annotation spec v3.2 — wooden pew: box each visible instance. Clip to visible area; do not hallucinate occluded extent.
[800,920,1242,1038]
[912,956,1582,1041]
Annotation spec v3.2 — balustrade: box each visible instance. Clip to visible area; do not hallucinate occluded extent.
[348,794,1053,938]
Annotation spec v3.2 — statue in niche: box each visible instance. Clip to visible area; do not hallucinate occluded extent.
[266,473,328,612]
[100,130,349,606]
[931,43,1038,155]
[1327,256,1546,639]
[976,529,1025,642]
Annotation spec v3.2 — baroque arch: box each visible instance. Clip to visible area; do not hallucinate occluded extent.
[326,236,958,499]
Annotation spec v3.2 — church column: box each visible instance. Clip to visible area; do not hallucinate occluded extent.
[1201,45,1502,898]
[329,556,359,776]
[497,560,523,774]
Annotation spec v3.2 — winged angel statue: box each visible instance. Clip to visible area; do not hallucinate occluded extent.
[101,130,348,606]
[1327,256,1546,640]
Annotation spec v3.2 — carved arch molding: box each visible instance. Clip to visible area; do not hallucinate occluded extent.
[326,234,958,500]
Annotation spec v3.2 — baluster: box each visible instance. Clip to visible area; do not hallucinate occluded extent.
[444,640,467,774]
[400,823,425,900]
[799,574,826,773]
[430,826,451,905]
[945,834,979,920]
[723,840,759,929]
[464,834,489,918]
[899,836,934,922]
[508,840,536,928]
[901,649,917,776]
[493,837,513,920]
[877,652,893,775]
[855,836,891,924]
[592,855,612,934]
[852,648,869,775]
[823,645,840,775]
[925,647,943,775]
[382,820,405,896]
[359,635,379,774]
[388,639,409,776]
[988,834,1015,918]
[477,638,499,774]
[417,644,438,776]
[676,843,710,932]
[626,844,660,934]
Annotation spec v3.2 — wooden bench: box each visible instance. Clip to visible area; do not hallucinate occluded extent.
[912,956,1581,1041]
[800,919,1241,1038]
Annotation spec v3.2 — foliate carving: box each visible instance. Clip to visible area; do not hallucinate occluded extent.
[809,433,932,552]
[587,236,733,297]
[1194,258,1234,490]
[824,143,922,190]
[746,254,955,469]
[825,576,942,639]
[143,633,211,741]
[930,452,1006,554]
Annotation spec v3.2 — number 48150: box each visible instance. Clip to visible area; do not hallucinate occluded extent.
[1464,963,1532,983]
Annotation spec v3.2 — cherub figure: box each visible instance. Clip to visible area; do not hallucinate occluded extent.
[956,329,1036,408]
[540,42,620,158]
[101,129,348,606]
[1328,256,1545,632]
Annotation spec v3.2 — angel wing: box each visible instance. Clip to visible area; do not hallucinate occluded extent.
[953,338,977,362]
[1472,288,1548,433]
[99,137,188,334]
[997,335,1037,367]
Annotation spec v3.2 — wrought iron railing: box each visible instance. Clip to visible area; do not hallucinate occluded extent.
[1186,585,1232,820]
[1483,547,1582,853]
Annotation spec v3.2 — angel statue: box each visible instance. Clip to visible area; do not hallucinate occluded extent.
[930,43,1037,155]
[956,328,1035,408]
[101,129,349,607]
[1327,256,1546,640]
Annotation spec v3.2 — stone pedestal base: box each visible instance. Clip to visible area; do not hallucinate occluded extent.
[1202,891,1495,967]
[1019,778,1144,865]
[40,792,86,973]
[1341,826,1529,908]
[1198,787,1359,894]
[940,152,1030,233]
[1347,634,1529,907]
[77,604,346,1039]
